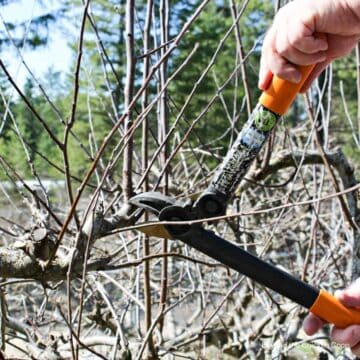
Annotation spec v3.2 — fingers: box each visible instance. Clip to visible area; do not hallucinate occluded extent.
[258,22,328,90]
[258,26,302,89]
[325,34,360,60]
[329,279,360,355]
[258,70,273,92]
[275,21,328,65]
[299,60,331,92]
[331,325,360,348]
[351,342,360,357]
[303,313,326,336]
[258,0,360,91]
[258,34,274,90]
[267,50,302,83]
[275,41,327,66]
[336,278,360,307]
[303,303,360,353]
[287,24,328,54]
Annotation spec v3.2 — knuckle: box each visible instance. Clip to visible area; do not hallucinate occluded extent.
[274,67,289,79]
[276,43,289,57]
[287,34,301,49]
[353,345,360,356]
[350,327,360,343]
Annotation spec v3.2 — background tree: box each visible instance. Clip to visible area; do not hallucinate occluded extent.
[0,0,359,359]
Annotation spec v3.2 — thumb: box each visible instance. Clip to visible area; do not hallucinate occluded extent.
[303,313,326,335]
[336,278,360,307]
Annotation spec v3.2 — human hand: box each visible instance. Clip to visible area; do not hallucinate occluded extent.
[303,279,360,356]
[259,0,360,92]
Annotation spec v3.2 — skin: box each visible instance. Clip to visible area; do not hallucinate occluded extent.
[258,0,360,92]
[259,0,360,354]
[304,279,360,356]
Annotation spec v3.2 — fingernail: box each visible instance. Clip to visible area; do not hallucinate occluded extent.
[321,41,328,50]
[317,40,328,51]
[290,73,301,83]
[259,71,273,90]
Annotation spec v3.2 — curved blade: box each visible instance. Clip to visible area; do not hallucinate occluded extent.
[129,192,178,238]
[129,192,177,216]
[138,224,173,239]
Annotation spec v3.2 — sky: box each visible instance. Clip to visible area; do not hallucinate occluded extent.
[0,0,72,89]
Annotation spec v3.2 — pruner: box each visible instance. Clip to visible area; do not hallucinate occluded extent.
[129,65,360,328]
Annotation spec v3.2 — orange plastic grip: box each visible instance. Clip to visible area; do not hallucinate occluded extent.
[259,65,315,115]
[310,289,360,328]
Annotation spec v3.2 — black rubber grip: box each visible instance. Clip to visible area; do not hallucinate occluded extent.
[176,226,319,309]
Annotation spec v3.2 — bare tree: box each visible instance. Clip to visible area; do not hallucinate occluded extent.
[0,0,359,359]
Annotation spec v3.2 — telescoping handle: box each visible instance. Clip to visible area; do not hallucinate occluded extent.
[259,64,314,115]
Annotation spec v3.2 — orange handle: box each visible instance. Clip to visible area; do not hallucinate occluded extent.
[259,65,315,115]
[310,289,360,328]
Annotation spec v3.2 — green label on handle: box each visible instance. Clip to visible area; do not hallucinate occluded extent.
[254,107,277,132]
[209,104,279,197]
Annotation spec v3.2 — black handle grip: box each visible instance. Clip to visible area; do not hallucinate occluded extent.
[173,225,319,309]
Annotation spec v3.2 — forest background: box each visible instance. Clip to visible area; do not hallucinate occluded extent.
[0,0,359,359]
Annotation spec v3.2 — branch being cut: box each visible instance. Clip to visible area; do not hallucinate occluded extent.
[0,149,357,283]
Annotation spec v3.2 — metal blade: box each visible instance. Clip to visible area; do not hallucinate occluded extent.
[129,192,179,239]
[129,192,177,216]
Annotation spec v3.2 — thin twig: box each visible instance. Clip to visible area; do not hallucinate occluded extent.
[46,0,212,266]
[57,304,108,360]
[304,94,358,230]
[0,60,63,148]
